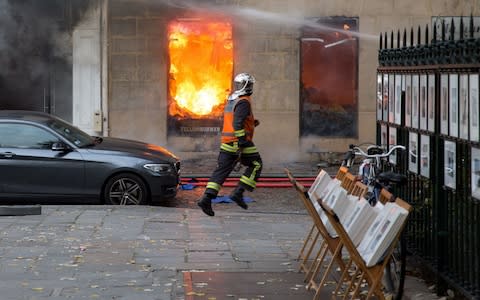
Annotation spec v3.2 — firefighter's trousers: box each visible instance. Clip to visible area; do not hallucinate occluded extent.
[204,146,262,198]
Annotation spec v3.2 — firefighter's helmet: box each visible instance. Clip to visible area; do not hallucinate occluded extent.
[233,73,255,96]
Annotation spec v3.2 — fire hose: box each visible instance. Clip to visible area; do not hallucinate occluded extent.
[180,176,316,188]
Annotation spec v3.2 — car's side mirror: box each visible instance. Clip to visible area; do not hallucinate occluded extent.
[51,142,70,152]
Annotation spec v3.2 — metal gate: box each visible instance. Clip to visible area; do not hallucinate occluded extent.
[377,16,480,299]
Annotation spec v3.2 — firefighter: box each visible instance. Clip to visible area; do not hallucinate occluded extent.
[197,73,263,217]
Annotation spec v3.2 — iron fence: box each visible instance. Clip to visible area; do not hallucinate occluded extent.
[377,16,480,299]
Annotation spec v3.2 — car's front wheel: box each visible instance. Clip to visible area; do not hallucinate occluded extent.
[104,173,148,205]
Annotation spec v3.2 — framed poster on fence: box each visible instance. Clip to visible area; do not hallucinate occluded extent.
[449,74,459,138]
[412,75,419,129]
[471,146,480,200]
[428,74,435,132]
[389,74,395,123]
[381,123,387,147]
[408,131,418,174]
[420,75,428,130]
[444,140,456,190]
[469,74,479,142]
[383,74,389,122]
[377,74,383,121]
[440,74,449,135]
[395,74,402,125]
[389,127,397,165]
[459,74,469,140]
[405,75,412,127]
[420,135,430,178]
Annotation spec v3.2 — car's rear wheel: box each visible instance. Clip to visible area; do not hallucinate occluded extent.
[104,173,148,205]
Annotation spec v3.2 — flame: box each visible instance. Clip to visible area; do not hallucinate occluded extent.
[168,21,233,119]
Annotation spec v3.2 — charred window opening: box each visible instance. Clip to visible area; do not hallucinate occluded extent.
[300,17,359,137]
[167,19,233,136]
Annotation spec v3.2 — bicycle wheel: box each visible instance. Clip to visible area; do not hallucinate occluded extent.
[383,234,407,299]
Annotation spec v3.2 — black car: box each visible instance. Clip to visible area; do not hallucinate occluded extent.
[0,110,180,205]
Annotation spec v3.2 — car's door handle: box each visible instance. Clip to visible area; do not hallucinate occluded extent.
[0,152,15,158]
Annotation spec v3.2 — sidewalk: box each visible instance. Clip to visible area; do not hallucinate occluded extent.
[0,205,440,299]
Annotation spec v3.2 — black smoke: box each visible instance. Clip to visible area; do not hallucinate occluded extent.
[0,0,93,119]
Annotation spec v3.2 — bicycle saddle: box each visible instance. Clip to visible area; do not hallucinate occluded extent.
[377,171,407,186]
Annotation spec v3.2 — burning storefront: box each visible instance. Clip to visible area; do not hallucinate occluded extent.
[167,19,233,138]
[5,0,473,165]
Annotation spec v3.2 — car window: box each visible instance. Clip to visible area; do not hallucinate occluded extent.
[0,123,59,149]
[46,118,94,147]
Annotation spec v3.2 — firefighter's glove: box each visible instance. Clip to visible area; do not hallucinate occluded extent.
[254,119,260,127]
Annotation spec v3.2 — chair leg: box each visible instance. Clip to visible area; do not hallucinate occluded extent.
[298,229,320,274]
[304,241,328,283]
[297,224,317,260]
[313,243,344,300]
[342,265,360,300]
[333,259,352,298]
[350,272,365,300]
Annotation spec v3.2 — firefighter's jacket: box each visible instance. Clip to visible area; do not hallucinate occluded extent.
[220,96,258,155]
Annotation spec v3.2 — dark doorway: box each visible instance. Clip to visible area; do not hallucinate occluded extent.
[300,17,359,137]
[0,0,93,122]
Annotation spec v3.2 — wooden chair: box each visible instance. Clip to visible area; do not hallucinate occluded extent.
[350,181,368,198]
[291,179,346,298]
[335,166,349,182]
[284,168,321,276]
[340,172,357,194]
[378,188,394,204]
[320,197,412,300]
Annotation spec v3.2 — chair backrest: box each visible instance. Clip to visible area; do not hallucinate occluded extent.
[351,181,368,198]
[340,172,357,194]
[335,166,349,181]
[378,188,394,204]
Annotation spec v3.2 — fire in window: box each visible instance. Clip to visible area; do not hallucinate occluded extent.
[167,20,233,136]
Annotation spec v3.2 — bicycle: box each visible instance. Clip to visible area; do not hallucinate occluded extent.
[342,143,408,300]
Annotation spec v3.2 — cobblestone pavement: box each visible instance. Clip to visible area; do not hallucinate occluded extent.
[0,203,441,300]
[0,158,443,299]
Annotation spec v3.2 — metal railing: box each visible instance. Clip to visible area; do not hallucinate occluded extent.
[377,16,480,299]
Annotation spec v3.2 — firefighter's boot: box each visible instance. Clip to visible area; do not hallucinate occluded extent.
[197,194,215,216]
[230,186,248,210]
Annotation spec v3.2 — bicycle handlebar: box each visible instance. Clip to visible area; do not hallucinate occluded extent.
[351,144,406,159]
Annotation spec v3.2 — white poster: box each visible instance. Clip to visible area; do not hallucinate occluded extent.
[389,127,397,165]
[444,140,456,189]
[409,132,418,174]
[420,75,428,130]
[471,147,480,200]
[440,74,449,135]
[377,74,383,121]
[469,74,479,142]
[449,74,459,138]
[383,74,389,122]
[420,135,430,178]
[381,124,388,148]
[459,74,469,140]
[389,74,395,123]
[405,75,412,127]
[428,74,435,132]
[395,74,402,125]
[412,75,419,128]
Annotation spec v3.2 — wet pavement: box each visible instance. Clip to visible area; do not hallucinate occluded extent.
[0,203,441,300]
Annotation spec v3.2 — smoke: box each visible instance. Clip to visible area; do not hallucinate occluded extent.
[0,0,93,110]
[142,0,378,41]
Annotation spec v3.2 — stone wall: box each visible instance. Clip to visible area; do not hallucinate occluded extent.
[107,0,480,167]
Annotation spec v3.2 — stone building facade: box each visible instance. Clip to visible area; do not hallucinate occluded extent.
[106,0,479,166]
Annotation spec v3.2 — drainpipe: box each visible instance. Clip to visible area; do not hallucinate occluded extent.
[101,0,109,136]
